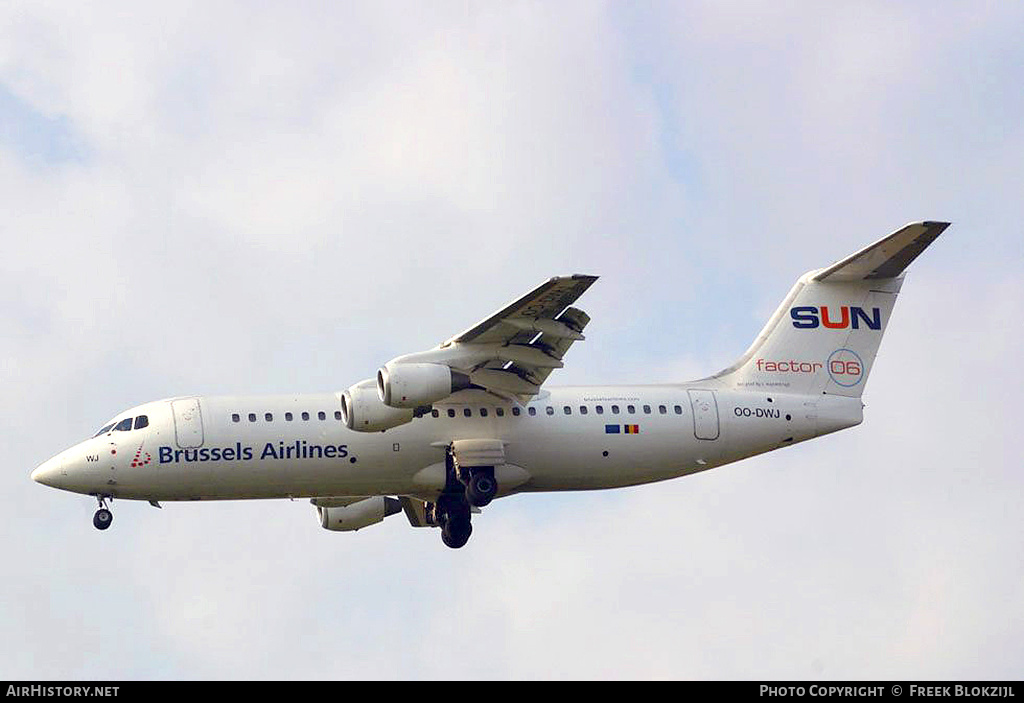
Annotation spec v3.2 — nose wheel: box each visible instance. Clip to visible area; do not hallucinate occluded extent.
[92,496,113,531]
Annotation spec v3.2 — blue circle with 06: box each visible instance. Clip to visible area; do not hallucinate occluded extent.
[827,348,864,387]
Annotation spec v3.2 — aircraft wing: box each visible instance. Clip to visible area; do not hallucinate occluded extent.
[446,274,598,345]
[384,274,598,400]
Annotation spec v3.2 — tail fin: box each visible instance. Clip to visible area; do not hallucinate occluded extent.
[715,221,948,397]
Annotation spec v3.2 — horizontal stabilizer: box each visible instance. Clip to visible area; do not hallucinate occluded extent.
[813,221,949,282]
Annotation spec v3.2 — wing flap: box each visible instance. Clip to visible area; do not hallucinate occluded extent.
[446,275,598,346]
[468,368,541,396]
[385,275,598,401]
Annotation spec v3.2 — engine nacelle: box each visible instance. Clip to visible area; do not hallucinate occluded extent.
[377,362,469,408]
[340,379,414,432]
[316,497,403,532]
[377,362,449,408]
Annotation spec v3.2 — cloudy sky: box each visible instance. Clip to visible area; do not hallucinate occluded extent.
[3,1,1022,680]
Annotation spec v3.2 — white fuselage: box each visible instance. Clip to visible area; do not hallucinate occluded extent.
[30,222,944,546]
[32,384,862,503]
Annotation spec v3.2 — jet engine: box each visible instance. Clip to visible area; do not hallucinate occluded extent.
[340,379,414,432]
[377,362,470,408]
[314,496,403,532]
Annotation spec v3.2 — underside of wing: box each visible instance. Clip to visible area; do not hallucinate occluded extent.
[447,274,599,345]
[439,274,598,397]
[340,274,598,432]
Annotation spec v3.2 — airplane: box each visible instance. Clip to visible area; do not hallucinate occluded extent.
[31,221,948,548]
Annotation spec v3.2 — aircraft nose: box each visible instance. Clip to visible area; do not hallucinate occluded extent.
[31,455,64,488]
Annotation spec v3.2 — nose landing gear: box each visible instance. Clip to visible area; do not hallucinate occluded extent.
[92,496,113,530]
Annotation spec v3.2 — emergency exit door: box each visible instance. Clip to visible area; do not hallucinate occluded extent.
[171,397,204,448]
[687,389,720,440]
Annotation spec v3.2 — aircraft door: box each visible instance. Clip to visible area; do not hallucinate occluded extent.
[688,389,720,440]
[171,397,204,448]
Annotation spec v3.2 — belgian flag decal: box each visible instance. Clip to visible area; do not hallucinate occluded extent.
[605,424,640,434]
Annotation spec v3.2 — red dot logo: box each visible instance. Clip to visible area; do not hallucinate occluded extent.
[130,447,152,467]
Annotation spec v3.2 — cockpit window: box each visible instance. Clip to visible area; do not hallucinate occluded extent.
[92,413,147,437]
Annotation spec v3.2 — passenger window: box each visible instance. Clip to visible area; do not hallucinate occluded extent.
[512,407,521,416]
[480,408,488,417]
[431,409,439,418]
[563,406,571,415]
[611,405,620,414]
[265,413,273,422]
[546,406,554,416]
[231,414,240,424]
[301,412,310,421]
[447,409,456,418]
[674,405,683,415]
[134,415,149,430]
[643,405,651,414]
[627,405,635,414]
[496,408,505,417]
[285,412,293,421]
[464,408,472,417]
[580,406,588,415]
[318,411,326,421]
[248,413,257,422]
[596,405,604,415]
[528,407,537,417]
[659,405,667,414]
[114,418,133,431]
[334,411,342,421]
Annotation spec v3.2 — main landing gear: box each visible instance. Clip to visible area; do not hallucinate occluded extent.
[93,495,113,530]
[465,468,498,508]
[424,446,500,549]
[430,493,473,549]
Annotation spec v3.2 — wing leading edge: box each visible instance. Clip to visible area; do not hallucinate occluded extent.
[391,274,598,400]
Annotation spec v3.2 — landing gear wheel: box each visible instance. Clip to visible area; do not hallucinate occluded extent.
[441,518,472,549]
[93,508,113,530]
[465,469,498,507]
[435,489,473,548]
